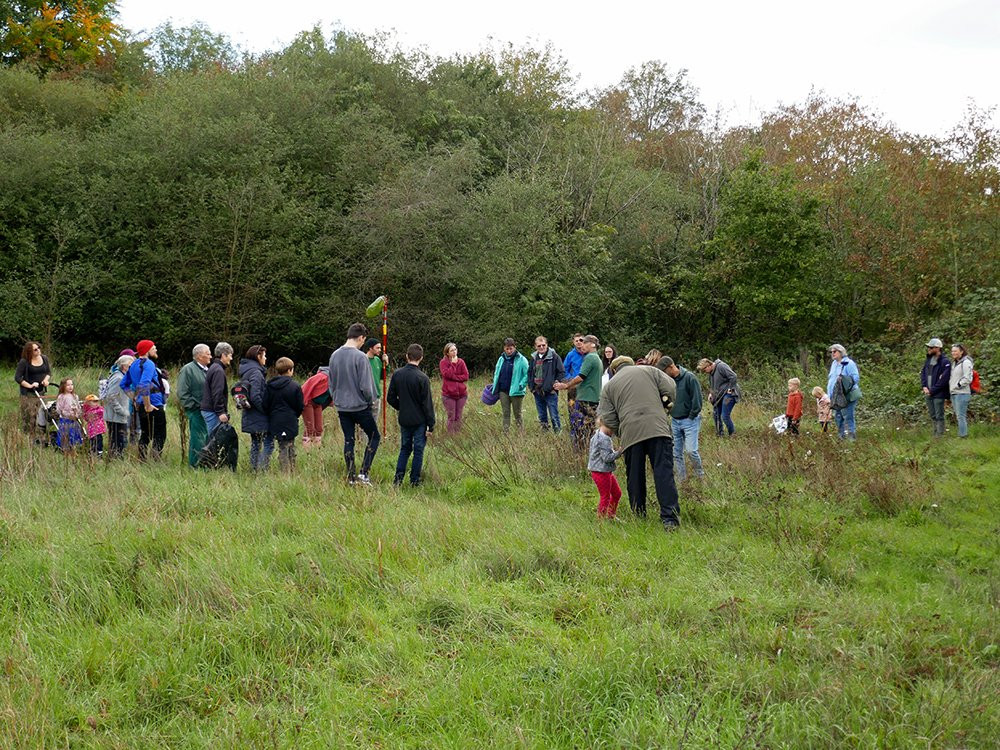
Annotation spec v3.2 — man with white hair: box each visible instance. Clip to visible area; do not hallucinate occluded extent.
[176,343,212,467]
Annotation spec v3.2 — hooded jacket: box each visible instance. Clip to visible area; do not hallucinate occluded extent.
[201,359,228,416]
[301,368,331,406]
[492,351,529,397]
[921,353,952,399]
[238,357,269,433]
[949,355,974,395]
[528,348,565,397]
[670,367,703,420]
[439,357,470,400]
[707,359,741,404]
[264,375,304,440]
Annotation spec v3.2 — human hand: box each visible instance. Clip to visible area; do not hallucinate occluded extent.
[219,413,229,423]
[144,402,155,413]
[921,387,930,395]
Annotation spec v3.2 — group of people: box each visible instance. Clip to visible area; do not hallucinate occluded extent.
[12,329,981,531]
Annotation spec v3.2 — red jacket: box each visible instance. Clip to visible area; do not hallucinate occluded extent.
[439,357,469,399]
[786,390,803,420]
[301,371,331,406]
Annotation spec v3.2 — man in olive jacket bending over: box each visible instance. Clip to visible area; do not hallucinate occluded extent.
[597,356,680,531]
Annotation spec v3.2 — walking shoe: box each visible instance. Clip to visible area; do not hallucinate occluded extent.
[662,521,680,533]
[355,473,373,486]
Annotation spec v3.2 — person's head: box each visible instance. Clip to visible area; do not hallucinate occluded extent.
[534,336,548,356]
[119,348,136,358]
[346,323,368,345]
[582,334,599,352]
[951,343,967,360]
[245,345,266,365]
[406,343,423,364]
[275,357,294,376]
[595,415,612,436]
[84,394,99,405]
[828,344,846,362]
[59,377,74,394]
[503,337,517,356]
[659,356,679,378]
[136,339,157,360]
[116,354,134,373]
[572,333,584,353]
[21,341,41,361]
[362,338,381,357]
[609,355,634,373]
[644,349,662,366]
[214,341,234,365]
[444,342,458,358]
[697,358,715,373]
[603,344,617,363]
[925,337,943,356]
[811,386,825,398]
[192,343,211,366]
[788,377,801,392]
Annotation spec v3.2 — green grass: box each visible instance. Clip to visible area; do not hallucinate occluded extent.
[1,368,998,748]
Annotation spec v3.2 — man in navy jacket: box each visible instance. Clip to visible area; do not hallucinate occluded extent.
[921,337,951,437]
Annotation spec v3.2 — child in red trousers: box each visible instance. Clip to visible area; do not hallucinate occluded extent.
[588,418,624,518]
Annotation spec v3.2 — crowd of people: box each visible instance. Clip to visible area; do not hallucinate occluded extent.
[12,330,980,532]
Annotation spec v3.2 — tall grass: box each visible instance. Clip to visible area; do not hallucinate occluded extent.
[1,367,997,747]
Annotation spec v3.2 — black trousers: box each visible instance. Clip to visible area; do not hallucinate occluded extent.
[624,436,680,526]
[338,408,380,479]
[138,407,166,460]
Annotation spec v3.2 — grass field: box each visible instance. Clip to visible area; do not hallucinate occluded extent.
[1,367,997,748]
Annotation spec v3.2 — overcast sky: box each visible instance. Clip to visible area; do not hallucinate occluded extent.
[118,0,999,138]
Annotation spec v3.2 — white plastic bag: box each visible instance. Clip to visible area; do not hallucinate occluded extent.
[771,414,787,434]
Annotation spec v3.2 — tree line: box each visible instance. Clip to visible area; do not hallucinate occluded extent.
[2,12,998,370]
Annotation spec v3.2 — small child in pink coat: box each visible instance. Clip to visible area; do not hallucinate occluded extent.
[812,386,832,433]
[82,394,107,455]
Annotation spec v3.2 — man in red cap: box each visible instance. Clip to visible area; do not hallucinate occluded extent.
[120,339,167,459]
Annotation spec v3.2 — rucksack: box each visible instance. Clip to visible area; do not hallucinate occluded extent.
[231,380,251,410]
[971,370,982,394]
[98,377,111,401]
[196,423,238,470]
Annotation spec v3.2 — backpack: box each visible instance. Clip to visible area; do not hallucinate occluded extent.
[970,370,981,394]
[231,380,251,410]
[98,377,111,401]
[196,423,239,470]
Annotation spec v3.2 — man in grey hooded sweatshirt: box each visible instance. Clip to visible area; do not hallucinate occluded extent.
[329,322,380,485]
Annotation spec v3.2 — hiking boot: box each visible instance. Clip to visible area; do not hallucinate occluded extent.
[355,473,373,487]
[662,521,680,533]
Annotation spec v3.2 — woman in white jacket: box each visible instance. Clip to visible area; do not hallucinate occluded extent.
[949,344,974,438]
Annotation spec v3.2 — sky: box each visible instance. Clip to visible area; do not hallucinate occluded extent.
[117,0,1000,138]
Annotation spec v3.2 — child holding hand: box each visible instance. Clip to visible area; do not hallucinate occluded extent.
[812,386,832,433]
[588,417,624,518]
[785,378,803,436]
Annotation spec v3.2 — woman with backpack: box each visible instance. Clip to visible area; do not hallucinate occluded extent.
[826,344,861,440]
[238,345,273,471]
[949,344,974,438]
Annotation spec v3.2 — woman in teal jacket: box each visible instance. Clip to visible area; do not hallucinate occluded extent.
[492,338,529,432]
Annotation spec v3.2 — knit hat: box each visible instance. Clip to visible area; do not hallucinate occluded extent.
[136,340,155,357]
[362,337,378,353]
[610,355,634,373]
[119,348,136,357]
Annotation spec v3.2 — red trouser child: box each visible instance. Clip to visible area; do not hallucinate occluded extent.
[591,470,622,517]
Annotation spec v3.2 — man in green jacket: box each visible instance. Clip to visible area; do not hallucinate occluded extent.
[555,334,603,452]
[660,357,704,481]
[597,356,680,530]
[176,343,211,467]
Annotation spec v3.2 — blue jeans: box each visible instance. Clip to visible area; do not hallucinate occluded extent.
[248,431,274,471]
[834,401,857,439]
[533,391,561,432]
[713,394,737,435]
[951,393,970,437]
[671,416,704,480]
[395,423,427,485]
[201,410,221,436]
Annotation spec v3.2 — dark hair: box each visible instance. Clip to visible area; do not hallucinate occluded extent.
[601,344,618,370]
[406,343,424,361]
[245,345,266,361]
[21,341,41,361]
[952,343,967,358]
[362,337,378,353]
[503,338,516,348]
[275,357,294,374]
[58,377,73,394]
[656,356,674,372]
[347,322,368,339]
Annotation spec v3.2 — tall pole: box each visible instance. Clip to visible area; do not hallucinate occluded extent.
[381,297,388,434]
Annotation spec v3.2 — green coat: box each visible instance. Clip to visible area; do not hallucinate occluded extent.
[176,360,207,412]
[492,352,529,397]
[597,364,676,451]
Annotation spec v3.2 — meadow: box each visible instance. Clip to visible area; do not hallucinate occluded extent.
[0,366,997,748]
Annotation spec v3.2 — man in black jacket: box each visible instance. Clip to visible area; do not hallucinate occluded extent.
[200,342,233,435]
[386,344,436,487]
[920,337,951,437]
[528,335,565,432]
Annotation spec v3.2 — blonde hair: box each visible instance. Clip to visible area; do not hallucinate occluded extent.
[443,342,457,357]
[811,386,824,398]
[788,378,801,389]
[696,358,713,372]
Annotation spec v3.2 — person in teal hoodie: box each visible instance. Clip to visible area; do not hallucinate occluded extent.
[492,338,529,433]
